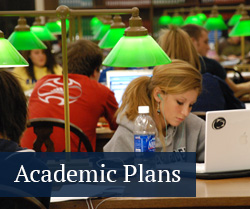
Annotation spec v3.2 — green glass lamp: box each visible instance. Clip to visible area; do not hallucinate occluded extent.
[171,11,184,26]
[194,7,207,23]
[45,18,62,35]
[90,16,103,35]
[102,8,171,67]
[228,4,244,26]
[93,15,113,41]
[158,10,172,26]
[56,19,70,33]
[31,17,57,41]
[184,10,203,26]
[91,16,102,28]
[8,17,47,50]
[204,7,227,55]
[204,7,227,31]
[229,10,250,60]
[0,30,29,67]
[196,13,207,23]
[204,17,227,30]
[228,14,242,27]
[98,15,126,49]
[230,12,250,37]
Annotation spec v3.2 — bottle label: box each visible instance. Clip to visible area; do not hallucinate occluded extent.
[134,134,155,152]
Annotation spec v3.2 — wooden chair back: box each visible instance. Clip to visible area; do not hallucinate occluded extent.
[27,118,93,152]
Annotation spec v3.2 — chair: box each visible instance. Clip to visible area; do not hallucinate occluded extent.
[0,197,46,209]
[0,185,47,209]
[192,111,206,120]
[225,67,245,84]
[27,118,93,152]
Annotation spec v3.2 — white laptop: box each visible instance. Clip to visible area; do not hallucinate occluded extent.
[196,109,250,173]
[106,69,153,106]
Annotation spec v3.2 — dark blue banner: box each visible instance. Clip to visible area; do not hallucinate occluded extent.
[0,152,196,197]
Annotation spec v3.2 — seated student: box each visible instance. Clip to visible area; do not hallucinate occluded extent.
[219,27,250,59]
[0,70,50,209]
[12,41,62,92]
[181,24,250,99]
[21,39,118,152]
[157,26,245,111]
[104,60,205,163]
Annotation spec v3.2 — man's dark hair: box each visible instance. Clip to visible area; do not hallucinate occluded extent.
[67,39,103,77]
[0,71,27,143]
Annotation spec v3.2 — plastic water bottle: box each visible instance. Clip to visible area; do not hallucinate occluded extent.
[134,106,156,152]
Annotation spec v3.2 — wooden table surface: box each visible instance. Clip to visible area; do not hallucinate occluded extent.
[50,177,250,209]
[95,127,114,152]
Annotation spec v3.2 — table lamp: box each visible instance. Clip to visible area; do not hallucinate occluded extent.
[204,6,227,54]
[31,17,57,41]
[195,7,207,24]
[228,4,244,27]
[93,15,113,41]
[183,9,203,26]
[45,18,69,35]
[103,7,171,67]
[158,10,172,26]
[171,10,184,26]
[45,18,62,34]
[56,18,70,32]
[204,9,227,30]
[0,30,29,67]
[90,16,103,35]
[8,17,47,50]
[98,15,125,49]
[229,10,250,61]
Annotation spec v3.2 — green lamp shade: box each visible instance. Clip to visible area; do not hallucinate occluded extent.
[91,16,101,27]
[0,37,28,67]
[171,16,184,26]
[184,15,203,26]
[45,21,61,34]
[98,28,125,49]
[8,31,47,50]
[196,13,207,23]
[204,17,227,30]
[218,14,224,20]
[229,19,250,37]
[102,35,172,67]
[228,14,242,26]
[31,25,57,41]
[93,24,110,41]
[159,15,172,25]
[90,17,103,34]
[56,19,70,32]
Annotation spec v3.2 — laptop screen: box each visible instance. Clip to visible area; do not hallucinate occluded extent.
[106,69,153,106]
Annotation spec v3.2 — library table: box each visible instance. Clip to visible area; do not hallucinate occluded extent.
[50,176,250,209]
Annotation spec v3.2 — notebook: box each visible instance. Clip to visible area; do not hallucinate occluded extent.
[196,109,250,174]
[106,69,153,106]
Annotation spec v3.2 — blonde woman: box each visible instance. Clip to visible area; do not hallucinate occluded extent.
[158,26,200,71]
[104,59,205,163]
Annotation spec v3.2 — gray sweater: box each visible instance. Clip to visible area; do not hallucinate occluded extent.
[103,112,205,163]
